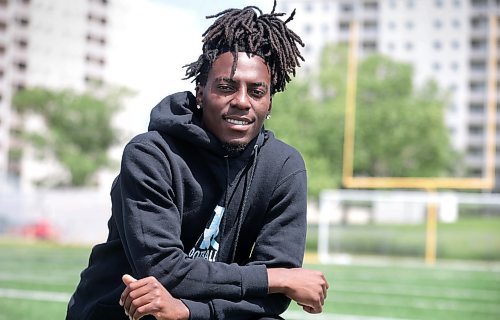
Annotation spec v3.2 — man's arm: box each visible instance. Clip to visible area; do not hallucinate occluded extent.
[114,140,268,301]
[117,140,328,317]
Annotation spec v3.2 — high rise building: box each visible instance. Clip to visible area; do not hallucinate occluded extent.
[0,0,109,187]
[277,0,500,189]
[0,0,198,190]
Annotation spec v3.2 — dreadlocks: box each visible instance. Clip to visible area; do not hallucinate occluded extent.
[184,0,304,95]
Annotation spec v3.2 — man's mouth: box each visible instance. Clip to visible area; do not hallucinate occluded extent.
[224,117,251,125]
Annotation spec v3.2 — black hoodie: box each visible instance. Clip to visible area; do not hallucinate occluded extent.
[67,91,307,319]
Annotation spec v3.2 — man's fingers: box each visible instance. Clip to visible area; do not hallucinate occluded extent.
[123,274,137,285]
[120,274,138,307]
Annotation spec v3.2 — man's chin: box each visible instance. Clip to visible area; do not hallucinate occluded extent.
[221,142,247,155]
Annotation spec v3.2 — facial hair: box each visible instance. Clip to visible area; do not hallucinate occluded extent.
[221,142,247,155]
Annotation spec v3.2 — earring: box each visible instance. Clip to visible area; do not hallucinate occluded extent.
[266,113,271,120]
[196,104,201,110]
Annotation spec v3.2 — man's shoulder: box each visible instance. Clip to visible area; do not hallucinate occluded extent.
[263,131,303,159]
[121,131,181,159]
[261,131,305,169]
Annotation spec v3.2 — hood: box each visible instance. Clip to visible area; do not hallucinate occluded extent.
[147,91,266,157]
[148,91,218,150]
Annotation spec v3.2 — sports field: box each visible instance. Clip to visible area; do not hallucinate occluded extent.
[0,239,499,320]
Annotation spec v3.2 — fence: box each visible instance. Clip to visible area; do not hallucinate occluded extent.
[0,188,110,244]
[318,189,500,264]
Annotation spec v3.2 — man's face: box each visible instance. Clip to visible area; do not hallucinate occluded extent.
[196,52,272,149]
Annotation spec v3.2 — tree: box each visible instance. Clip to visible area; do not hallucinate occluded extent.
[267,44,459,197]
[12,86,129,187]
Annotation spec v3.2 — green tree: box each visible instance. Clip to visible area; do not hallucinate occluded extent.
[268,44,459,197]
[12,86,129,187]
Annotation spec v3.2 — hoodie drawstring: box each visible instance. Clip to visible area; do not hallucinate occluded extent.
[229,144,260,263]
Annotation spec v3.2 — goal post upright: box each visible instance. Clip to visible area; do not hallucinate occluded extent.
[336,16,498,266]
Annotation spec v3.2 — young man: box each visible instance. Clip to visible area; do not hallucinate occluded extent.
[67,2,328,319]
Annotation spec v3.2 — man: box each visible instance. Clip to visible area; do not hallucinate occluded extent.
[67,2,328,319]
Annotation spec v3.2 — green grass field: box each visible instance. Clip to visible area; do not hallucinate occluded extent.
[0,239,499,320]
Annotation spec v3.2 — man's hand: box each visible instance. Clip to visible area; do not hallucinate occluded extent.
[267,268,329,314]
[119,274,190,320]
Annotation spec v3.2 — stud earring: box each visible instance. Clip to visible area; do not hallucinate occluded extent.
[266,113,271,120]
[196,104,201,110]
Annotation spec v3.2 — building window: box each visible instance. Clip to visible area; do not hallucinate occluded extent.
[362,41,377,52]
[471,60,486,70]
[433,62,441,70]
[407,0,415,8]
[433,20,442,29]
[87,13,107,25]
[15,16,30,27]
[304,24,312,34]
[433,41,442,50]
[451,40,460,49]
[0,20,6,31]
[470,103,484,114]
[453,0,461,7]
[470,81,486,92]
[451,62,459,71]
[388,21,396,29]
[86,33,106,45]
[84,75,103,85]
[340,2,353,12]
[468,125,483,135]
[471,39,487,51]
[467,146,483,156]
[14,61,27,71]
[363,21,378,31]
[405,42,413,50]
[304,3,313,12]
[471,0,488,8]
[363,1,378,10]
[322,24,329,34]
[452,19,461,28]
[339,22,350,31]
[405,21,414,29]
[435,0,444,7]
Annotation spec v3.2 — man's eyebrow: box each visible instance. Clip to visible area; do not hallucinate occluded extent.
[215,77,269,90]
[252,82,269,90]
[215,77,237,84]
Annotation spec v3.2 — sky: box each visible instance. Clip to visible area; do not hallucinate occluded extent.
[104,0,272,152]
[93,0,277,186]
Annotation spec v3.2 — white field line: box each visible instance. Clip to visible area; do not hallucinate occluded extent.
[333,281,500,301]
[0,288,71,303]
[326,295,500,314]
[283,311,406,320]
[0,272,76,284]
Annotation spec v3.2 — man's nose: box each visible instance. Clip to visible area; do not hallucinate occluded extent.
[231,89,251,110]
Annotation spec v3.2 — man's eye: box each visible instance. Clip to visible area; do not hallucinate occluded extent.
[251,89,265,97]
[218,85,233,92]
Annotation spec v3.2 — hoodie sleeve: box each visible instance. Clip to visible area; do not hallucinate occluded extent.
[183,152,308,319]
[182,294,290,320]
[114,140,268,301]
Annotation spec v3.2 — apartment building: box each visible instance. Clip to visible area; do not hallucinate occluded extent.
[0,0,109,188]
[277,0,500,188]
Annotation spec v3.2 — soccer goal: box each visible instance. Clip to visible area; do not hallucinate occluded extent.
[317,189,500,265]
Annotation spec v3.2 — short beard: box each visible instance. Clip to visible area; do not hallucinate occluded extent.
[221,142,247,155]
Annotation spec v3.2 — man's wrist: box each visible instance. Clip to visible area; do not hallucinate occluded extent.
[267,268,289,295]
[177,299,190,320]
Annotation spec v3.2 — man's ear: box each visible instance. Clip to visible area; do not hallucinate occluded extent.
[268,97,273,113]
[195,85,204,106]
